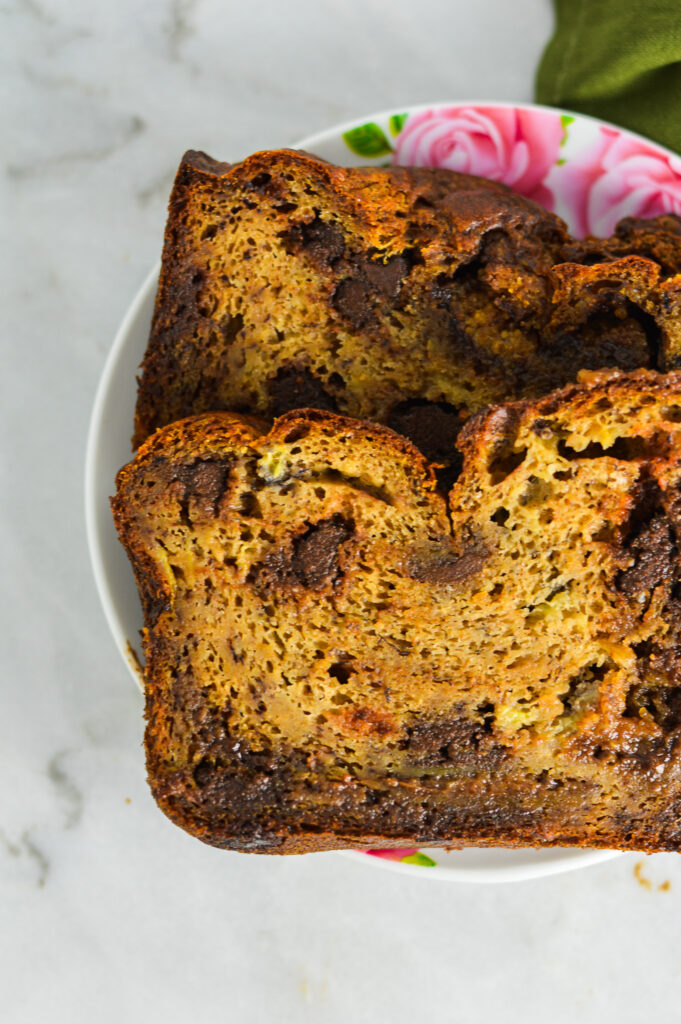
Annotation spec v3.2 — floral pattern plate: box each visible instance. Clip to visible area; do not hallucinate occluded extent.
[86,103,681,883]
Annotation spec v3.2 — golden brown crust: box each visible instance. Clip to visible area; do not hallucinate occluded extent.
[133,149,681,474]
[114,371,681,854]
[563,214,681,276]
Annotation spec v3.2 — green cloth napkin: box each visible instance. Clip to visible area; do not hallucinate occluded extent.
[536,0,681,154]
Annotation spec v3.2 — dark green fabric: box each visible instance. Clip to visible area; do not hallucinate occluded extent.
[536,0,681,153]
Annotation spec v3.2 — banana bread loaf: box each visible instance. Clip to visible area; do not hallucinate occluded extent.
[114,369,681,854]
[133,149,681,486]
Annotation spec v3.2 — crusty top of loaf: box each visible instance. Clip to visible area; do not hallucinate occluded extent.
[115,369,681,854]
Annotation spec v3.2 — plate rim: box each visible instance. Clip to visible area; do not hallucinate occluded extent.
[84,260,160,679]
[85,98,663,880]
[341,847,623,883]
[294,97,681,166]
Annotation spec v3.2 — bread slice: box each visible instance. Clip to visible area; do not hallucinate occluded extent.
[114,370,681,854]
[133,150,681,486]
[564,214,681,276]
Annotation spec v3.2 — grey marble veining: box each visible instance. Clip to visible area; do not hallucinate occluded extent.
[5,1,681,1021]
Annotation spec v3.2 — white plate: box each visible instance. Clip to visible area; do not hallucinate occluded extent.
[87,99,681,880]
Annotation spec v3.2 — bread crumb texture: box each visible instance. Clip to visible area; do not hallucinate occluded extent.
[113,371,681,853]
[134,150,681,495]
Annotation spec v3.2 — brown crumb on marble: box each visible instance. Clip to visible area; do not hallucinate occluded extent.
[634,861,652,889]
[634,862,671,891]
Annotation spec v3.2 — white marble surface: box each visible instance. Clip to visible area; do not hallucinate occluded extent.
[5,0,681,1020]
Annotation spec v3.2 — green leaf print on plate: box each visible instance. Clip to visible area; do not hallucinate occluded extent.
[401,852,437,867]
[342,122,393,158]
[389,113,408,136]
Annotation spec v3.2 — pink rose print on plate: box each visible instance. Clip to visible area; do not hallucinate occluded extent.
[366,847,417,861]
[552,127,681,238]
[393,106,564,209]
